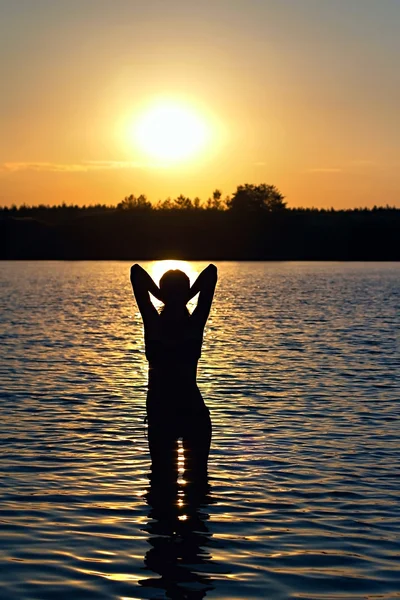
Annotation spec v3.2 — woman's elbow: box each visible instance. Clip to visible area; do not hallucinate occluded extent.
[209,264,218,280]
[130,264,140,283]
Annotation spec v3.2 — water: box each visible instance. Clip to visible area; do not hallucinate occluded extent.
[0,261,399,600]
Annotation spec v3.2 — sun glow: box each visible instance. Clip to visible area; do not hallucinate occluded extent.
[133,100,211,163]
[149,260,199,286]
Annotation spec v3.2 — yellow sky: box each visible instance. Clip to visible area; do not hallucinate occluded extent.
[1,0,399,208]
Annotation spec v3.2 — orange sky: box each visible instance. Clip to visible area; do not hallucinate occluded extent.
[1,0,399,209]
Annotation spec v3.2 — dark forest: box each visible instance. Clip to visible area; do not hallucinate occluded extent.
[1,184,399,260]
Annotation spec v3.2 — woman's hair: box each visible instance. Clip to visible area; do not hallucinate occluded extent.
[159,269,190,312]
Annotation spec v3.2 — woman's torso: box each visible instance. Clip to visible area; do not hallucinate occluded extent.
[144,313,206,417]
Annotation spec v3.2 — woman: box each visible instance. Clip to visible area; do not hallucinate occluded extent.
[130,263,217,487]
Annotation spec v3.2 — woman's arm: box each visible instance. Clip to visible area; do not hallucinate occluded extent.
[130,264,162,321]
[190,264,218,326]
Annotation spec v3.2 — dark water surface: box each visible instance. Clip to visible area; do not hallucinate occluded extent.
[1,261,399,599]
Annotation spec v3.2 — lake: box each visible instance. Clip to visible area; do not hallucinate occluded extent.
[0,261,399,599]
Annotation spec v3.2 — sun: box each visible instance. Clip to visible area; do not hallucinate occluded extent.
[133,100,210,163]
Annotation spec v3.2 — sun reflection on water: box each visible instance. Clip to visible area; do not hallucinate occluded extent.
[147,260,202,311]
[148,260,200,286]
[142,472,215,597]
[1,261,399,598]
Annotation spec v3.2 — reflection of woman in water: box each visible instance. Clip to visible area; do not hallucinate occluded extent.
[131,263,217,486]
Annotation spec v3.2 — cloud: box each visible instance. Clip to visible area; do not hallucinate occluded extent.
[0,161,145,173]
[307,167,343,174]
[306,161,383,174]
[348,160,376,167]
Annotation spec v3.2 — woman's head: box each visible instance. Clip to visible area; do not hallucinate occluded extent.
[159,269,190,307]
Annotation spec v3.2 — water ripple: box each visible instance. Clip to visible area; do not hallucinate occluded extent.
[1,261,399,599]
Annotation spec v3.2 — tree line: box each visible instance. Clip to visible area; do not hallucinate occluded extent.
[1,184,286,220]
[0,184,399,260]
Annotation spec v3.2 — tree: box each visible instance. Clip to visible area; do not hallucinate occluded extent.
[155,197,173,210]
[213,189,222,202]
[117,194,151,210]
[227,184,286,212]
[173,194,194,210]
[155,195,197,210]
[205,189,226,210]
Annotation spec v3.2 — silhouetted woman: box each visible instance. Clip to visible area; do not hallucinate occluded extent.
[130,264,217,487]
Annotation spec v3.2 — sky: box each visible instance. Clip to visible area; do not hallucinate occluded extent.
[0,0,399,208]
